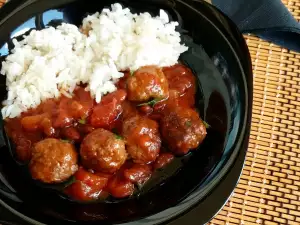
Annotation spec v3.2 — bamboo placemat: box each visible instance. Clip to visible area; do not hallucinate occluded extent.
[1,0,300,224]
[209,0,300,224]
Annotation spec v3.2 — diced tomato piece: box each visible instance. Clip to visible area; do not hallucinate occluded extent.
[65,182,92,201]
[62,127,81,141]
[153,153,174,170]
[21,114,47,131]
[40,118,56,137]
[53,97,74,128]
[73,87,94,118]
[20,113,56,137]
[69,100,85,118]
[106,175,135,198]
[54,88,94,128]
[123,164,152,184]
[41,99,58,115]
[65,168,108,201]
[90,90,127,128]
[53,112,73,128]
[101,89,127,105]
[90,99,121,129]
[74,168,108,188]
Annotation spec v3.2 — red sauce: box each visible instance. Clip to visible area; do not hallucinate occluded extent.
[4,64,203,201]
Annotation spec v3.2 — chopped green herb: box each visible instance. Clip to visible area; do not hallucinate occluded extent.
[63,176,77,188]
[61,139,70,143]
[137,98,162,107]
[130,70,135,76]
[78,118,86,124]
[203,121,210,128]
[115,134,123,140]
[112,128,122,139]
[185,120,192,127]
[112,128,118,134]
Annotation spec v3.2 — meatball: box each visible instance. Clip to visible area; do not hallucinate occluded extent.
[127,66,169,102]
[29,138,78,183]
[122,116,161,164]
[163,64,196,96]
[80,129,127,173]
[160,107,207,155]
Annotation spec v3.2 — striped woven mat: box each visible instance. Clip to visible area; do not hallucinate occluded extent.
[209,0,300,224]
[1,0,300,224]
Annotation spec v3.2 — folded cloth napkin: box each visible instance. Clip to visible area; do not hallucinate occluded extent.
[212,0,300,52]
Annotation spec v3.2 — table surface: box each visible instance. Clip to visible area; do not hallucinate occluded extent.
[1,0,300,224]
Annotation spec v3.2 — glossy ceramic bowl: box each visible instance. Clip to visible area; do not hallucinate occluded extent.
[0,0,252,224]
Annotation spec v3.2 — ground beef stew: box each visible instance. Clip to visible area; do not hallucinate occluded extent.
[4,64,207,201]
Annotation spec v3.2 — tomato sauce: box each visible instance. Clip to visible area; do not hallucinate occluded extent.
[4,64,200,201]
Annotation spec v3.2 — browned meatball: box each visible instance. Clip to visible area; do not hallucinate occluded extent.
[127,66,169,102]
[160,107,207,155]
[122,116,161,164]
[80,128,127,173]
[29,138,78,184]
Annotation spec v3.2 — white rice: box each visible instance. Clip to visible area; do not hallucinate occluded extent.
[1,3,188,119]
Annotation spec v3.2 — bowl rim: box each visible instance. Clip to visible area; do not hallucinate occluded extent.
[0,0,253,224]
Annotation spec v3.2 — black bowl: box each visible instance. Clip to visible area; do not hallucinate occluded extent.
[0,0,252,224]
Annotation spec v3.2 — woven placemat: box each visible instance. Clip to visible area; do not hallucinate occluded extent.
[209,0,300,224]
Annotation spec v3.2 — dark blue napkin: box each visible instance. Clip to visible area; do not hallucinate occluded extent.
[212,0,300,52]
